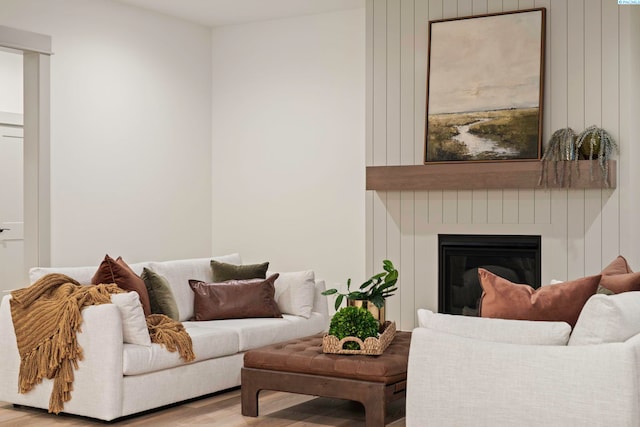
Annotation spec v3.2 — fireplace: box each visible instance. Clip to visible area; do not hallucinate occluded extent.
[438,234,541,315]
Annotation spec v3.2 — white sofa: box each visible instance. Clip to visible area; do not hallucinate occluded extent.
[0,254,330,421]
[406,292,640,427]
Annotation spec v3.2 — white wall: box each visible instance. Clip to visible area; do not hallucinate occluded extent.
[0,0,213,267]
[366,0,640,330]
[0,50,22,114]
[619,4,640,265]
[211,9,366,289]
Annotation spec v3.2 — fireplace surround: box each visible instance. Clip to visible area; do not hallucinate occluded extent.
[438,234,541,315]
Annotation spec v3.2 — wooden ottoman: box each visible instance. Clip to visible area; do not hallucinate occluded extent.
[241,331,411,427]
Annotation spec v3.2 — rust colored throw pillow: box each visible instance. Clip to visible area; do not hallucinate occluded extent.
[599,255,640,294]
[478,269,601,327]
[92,254,152,316]
[188,274,282,321]
[601,255,633,276]
[599,271,640,294]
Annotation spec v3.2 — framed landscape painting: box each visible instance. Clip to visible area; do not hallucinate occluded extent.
[425,8,545,163]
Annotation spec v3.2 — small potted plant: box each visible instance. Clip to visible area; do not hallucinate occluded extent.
[575,125,618,187]
[322,260,398,323]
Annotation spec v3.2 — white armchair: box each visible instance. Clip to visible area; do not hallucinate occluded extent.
[406,293,640,427]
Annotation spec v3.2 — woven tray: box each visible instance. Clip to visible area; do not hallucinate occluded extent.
[322,321,396,355]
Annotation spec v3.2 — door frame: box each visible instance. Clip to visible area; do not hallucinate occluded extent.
[0,25,52,272]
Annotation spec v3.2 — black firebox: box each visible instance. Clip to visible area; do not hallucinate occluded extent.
[438,234,541,315]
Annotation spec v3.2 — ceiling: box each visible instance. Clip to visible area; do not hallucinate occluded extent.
[114,0,365,27]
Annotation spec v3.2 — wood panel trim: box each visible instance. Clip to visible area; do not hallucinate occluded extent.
[366,160,616,190]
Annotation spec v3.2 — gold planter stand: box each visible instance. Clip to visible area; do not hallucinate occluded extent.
[347,299,385,324]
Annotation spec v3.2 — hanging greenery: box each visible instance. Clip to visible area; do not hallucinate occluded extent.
[539,126,618,188]
[575,125,618,187]
[538,127,576,187]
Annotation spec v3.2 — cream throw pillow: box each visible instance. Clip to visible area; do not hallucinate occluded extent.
[147,253,242,322]
[569,291,640,346]
[29,265,97,285]
[267,270,316,318]
[111,292,151,346]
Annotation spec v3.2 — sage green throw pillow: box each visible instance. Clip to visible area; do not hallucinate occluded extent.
[596,284,615,295]
[210,260,269,282]
[141,267,180,320]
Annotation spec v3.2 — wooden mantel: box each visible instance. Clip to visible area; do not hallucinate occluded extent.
[366,160,616,191]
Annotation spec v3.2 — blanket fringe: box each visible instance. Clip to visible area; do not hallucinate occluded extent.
[147,314,195,363]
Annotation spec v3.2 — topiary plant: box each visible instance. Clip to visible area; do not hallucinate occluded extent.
[328,306,379,350]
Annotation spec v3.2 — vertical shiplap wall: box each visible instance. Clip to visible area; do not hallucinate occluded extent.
[366,0,634,330]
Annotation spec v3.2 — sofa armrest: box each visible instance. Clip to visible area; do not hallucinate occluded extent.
[407,327,640,427]
[0,295,125,420]
[417,308,571,345]
[70,303,125,419]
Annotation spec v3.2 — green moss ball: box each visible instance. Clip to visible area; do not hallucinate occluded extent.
[329,306,379,350]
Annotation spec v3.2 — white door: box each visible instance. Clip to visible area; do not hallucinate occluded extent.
[0,125,24,292]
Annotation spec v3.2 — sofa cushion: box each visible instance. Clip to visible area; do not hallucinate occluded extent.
[140,268,179,320]
[186,313,328,352]
[110,292,151,346]
[146,254,241,322]
[210,260,268,282]
[479,269,600,327]
[267,270,316,318]
[189,275,282,321]
[417,309,571,345]
[122,326,239,375]
[569,291,640,346]
[92,255,152,316]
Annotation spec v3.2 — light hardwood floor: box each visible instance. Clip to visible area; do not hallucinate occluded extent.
[0,388,406,426]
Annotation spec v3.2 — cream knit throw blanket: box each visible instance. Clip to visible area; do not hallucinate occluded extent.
[10,273,195,414]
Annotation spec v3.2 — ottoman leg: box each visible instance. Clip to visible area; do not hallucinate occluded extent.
[363,383,387,427]
[241,368,259,417]
[365,406,386,427]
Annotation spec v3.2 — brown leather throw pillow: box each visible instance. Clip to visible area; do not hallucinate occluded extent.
[188,274,282,321]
